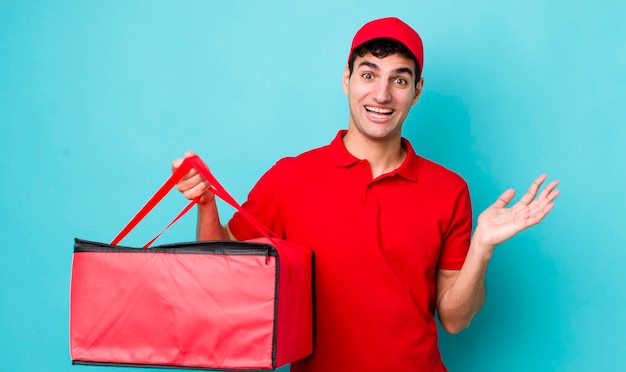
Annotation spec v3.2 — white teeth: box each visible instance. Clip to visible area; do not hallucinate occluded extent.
[366,106,393,114]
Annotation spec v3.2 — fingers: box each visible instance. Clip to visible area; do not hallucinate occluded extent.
[518,174,548,206]
[531,177,559,204]
[171,150,198,172]
[493,188,516,208]
[541,179,560,202]
[172,151,213,201]
[532,179,559,208]
[523,177,559,225]
[171,157,183,173]
[497,174,560,213]
[527,200,556,226]
[179,176,211,199]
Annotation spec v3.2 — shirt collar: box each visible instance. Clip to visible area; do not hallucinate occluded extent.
[330,130,419,182]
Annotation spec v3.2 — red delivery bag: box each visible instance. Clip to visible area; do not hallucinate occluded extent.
[69,155,315,370]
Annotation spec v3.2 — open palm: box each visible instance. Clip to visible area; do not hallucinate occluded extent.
[475,174,560,248]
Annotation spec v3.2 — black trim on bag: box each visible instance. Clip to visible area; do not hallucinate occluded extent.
[72,359,278,371]
[74,238,278,257]
[271,246,280,370]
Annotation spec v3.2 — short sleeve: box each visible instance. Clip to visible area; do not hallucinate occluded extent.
[438,182,472,270]
[228,160,288,241]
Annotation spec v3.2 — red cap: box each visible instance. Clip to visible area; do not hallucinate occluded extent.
[349,17,424,73]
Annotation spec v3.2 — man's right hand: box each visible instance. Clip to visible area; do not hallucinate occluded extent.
[171,151,214,205]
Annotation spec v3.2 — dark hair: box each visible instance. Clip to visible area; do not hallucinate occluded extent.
[348,38,422,84]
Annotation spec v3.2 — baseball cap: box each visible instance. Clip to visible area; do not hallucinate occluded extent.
[349,17,424,73]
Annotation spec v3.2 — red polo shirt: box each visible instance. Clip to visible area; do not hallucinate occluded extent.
[228,130,472,371]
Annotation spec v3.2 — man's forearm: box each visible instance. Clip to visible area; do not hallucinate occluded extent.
[437,238,493,334]
[196,199,231,241]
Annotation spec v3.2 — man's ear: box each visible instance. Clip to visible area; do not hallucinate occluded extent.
[342,64,350,94]
[412,77,424,106]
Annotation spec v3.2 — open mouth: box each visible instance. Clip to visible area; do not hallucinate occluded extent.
[365,106,394,119]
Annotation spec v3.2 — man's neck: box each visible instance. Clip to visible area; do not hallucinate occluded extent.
[342,131,407,179]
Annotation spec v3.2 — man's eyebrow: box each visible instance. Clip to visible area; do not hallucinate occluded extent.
[393,67,414,77]
[357,61,379,70]
[357,61,414,77]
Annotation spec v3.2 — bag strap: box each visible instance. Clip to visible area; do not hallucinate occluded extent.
[110,155,275,247]
[187,155,278,242]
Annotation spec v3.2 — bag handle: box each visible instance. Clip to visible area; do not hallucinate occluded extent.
[110,155,275,248]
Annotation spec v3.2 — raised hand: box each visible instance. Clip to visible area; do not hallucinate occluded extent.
[473,174,560,250]
[171,151,214,204]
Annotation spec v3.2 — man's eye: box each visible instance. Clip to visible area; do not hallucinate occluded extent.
[395,78,408,86]
[362,73,374,80]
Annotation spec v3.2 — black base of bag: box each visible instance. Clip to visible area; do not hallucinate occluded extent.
[72,359,285,371]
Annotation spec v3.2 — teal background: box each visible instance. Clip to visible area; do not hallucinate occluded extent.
[1,0,624,371]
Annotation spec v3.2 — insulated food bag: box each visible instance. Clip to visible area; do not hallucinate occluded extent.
[69,155,315,370]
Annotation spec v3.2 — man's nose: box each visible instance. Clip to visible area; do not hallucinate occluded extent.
[373,80,392,103]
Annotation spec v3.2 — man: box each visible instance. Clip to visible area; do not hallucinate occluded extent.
[172,17,559,372]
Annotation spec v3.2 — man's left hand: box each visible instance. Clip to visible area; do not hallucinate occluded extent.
[473,174,560,252]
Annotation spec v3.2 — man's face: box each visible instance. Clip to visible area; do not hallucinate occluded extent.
[343,52,423,143]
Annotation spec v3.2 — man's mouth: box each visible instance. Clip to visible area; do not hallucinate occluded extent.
[365,106,394,119]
